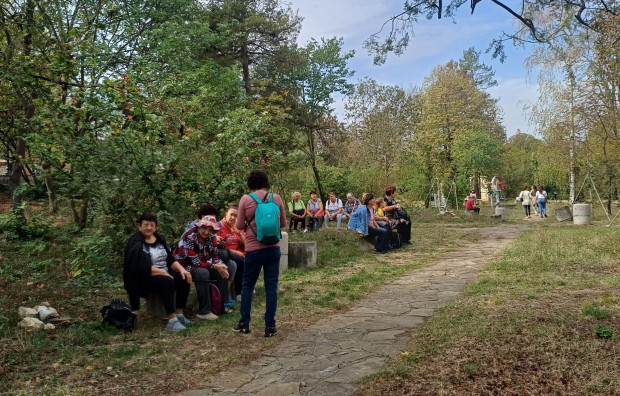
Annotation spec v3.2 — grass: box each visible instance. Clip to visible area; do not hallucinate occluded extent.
[354,226,620,396]
[0,211,476,395]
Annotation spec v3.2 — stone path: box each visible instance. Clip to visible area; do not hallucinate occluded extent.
[178,225,530,396]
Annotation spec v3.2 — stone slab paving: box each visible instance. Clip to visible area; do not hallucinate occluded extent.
[177,225,529,396]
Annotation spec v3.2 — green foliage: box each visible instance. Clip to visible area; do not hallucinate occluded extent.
[582,302,612,320]
[0,203,51,239]
[595,325,613,339]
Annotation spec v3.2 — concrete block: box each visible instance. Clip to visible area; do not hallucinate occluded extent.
[146,293,169,318]
[280,254,289,272]
[280,231,289,255]
[289,241,317,268]
[554,205,573,222]
[358,236,377,252]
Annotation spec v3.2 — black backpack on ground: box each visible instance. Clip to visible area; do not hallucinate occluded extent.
[388,231,402,249]
[101,299,137,331]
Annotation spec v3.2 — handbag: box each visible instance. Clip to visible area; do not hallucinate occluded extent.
[101,299,137,331]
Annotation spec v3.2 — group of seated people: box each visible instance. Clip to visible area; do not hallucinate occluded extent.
[347,186,413,254]
[288,190,362,232]
[123,204,246,332]
[123,186,413,331]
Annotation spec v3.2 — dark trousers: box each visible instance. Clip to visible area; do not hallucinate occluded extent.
[240,247,281,327]
[368,226,389,252]
[148,271,190,315]
[231,253,245,297]
[395,220,411,243]
[288,216,306,231]
[524,205,531,216]
[192,267,229,315]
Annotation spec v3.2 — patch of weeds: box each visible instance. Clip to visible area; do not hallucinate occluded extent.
[606,277,619,286]
[594,325,613,339]
[400,351,420,363]
[392,362,412,377]
[463,363,478,375]
[582,302,612,320]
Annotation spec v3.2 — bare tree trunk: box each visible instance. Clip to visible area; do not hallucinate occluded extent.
[568,69,576,207]
[241,43,251,95]
[45,174,58,213]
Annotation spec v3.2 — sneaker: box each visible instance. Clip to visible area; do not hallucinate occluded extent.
[233,322,250,334]
[196,312,219,320]
[292,230,297,234]
[303,229,308,233]
[544,213,548,217]
[165,318,186,332]
[525,216,529,220]
[235,294,242,302]
[265,326,278,337]
[176,314,193,325]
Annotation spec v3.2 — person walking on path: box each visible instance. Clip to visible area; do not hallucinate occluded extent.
[536,185,548,218]
[518,186,533,219]
[530,185,538,215]
[234,170,287,337]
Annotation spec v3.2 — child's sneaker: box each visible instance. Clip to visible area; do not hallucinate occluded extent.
[196,312,218,320]
[165,318,186,332]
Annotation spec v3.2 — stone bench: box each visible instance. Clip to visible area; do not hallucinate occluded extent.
[358,235,377,252]
[288,241,317,269]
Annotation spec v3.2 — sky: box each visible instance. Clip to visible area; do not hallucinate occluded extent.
[287,0,540,137]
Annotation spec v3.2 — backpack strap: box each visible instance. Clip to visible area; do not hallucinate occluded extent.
[245,192,271,233]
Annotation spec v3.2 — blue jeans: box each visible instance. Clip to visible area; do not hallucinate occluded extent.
[368,226,388,252]
[239,247,281,327]
[538,199,547,214]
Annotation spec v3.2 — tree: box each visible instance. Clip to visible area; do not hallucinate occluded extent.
[453,128,502,197]
[278,37,354,202]
[345,78,417,186]
[205,0,301,94]
[499,133,541,198]
[458,47,497,90]
[364,0,619,64]
[415,61,505,188]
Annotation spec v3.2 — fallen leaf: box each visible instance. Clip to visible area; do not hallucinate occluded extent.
[86,366,94,371]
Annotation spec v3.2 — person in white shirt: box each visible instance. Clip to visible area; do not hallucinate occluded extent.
[535,185,548,218]
[323,192,343,229]
[518,186,533,219]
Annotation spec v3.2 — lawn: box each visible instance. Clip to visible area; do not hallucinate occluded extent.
[0,205,476,395]
[354,225,620,395]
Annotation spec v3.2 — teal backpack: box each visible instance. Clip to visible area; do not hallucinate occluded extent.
[247,192,281,245]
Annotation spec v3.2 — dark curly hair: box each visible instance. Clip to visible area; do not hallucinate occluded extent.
[138,212,158,225]
[385,186,396,196]
[196,204,218,219]
[247,170,270,190]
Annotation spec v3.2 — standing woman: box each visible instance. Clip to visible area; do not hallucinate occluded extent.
[536,185,548,218]
[306,190,323,232]
[519,186,532,219]
[234,170,287,337]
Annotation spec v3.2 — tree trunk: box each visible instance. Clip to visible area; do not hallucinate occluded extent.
[568,69,576,207]
[45,174,58,213]
[241,43,251,95]
[306,128,325,203]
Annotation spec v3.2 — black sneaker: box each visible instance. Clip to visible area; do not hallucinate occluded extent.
[264,326,278,337]
[233,322,250,334]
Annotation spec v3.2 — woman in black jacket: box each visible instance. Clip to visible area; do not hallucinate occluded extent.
[123,212,193,331]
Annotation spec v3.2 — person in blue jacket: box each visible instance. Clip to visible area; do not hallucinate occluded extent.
[348,193,389,254]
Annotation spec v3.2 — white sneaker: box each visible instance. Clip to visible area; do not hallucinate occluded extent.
[165,318,186,331]
[196,313,219,320]
[292,230,297,233]
[303,229,308,233]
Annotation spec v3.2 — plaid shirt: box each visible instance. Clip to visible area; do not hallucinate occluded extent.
[173,227,220,272]
[344,198,361,215]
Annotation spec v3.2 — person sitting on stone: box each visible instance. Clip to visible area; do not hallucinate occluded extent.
[288,191,307,233]
[218,205,245,303]
[342,193,361,222]
[174,215,236,320]
[348,193,390,254]
[383,186,412,245]
[306,190,323,232]
[123,212,193,332]
[323,192,343,229]
[465,196,480,214]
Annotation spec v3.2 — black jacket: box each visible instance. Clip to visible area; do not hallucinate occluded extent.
[123,231,174,310]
